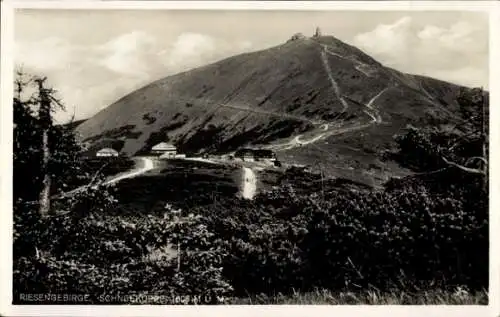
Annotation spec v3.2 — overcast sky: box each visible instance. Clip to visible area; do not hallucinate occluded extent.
[14,10,488,123]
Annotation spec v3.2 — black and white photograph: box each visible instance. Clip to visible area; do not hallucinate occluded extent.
[0,1,497,316]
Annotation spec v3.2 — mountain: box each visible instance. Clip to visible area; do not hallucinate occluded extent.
[76,33,478,186]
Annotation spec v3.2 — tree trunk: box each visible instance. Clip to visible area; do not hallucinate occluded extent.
[36,78,52,216]
[482,87,488,194]
[38,129,51,215]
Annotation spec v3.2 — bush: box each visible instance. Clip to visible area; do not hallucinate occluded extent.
[13,162,487,303]
[13,201,233,304]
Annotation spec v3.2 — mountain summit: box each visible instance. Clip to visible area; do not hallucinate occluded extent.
[76,32,472,185]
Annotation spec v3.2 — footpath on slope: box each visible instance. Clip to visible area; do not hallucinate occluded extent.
[319,48,349,113]
[51,157,155,200]
[266,42,389,152]
[23,157,156,216]
[321,45,375,78]
[164,93,325,126]
[365,88,388,123]
[104,157,155,185]
[218,103,323,125]
[241,166,257,200]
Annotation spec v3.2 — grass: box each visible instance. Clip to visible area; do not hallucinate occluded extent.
[227,287,488,305]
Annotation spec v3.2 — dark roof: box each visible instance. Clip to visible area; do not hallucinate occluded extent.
[235,148,276,158]
[254,149,276,158]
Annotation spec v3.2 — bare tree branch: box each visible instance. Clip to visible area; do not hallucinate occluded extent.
[22,161,111,206]
[52,161,111,200]
[465,156,488,167]
[442,156,485,175]
[49,95,66,111]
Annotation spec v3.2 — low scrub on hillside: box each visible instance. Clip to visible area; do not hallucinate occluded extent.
[13,164,488,304]
[83,125,141,143]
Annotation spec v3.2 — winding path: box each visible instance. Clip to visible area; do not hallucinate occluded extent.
[219,103,322,125]
[104,157,155,185]
[322,45,375,77]
[31,157,156,209]
[241,167,257,199]
[365,88,389,123]
[267,84,389,151]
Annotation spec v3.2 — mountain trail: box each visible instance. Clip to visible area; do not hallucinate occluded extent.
[354,65,372,77]
[321,44,374,77]
[365,88,389,123]
[219,103,322,125]
[28,157,155,207]
[267,85,391,151]
[319,48,349,113]
[419,82,438,103]
[104,157,155,185]
[170,93,324,126]
[241,167,257,199]
[265,45,390,152]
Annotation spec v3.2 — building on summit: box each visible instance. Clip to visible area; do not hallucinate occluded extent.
[314,27,322,37]
[288,33,306,42]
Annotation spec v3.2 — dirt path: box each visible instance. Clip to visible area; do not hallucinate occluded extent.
[182,157,223,165]
[39,157,155,205]
[104,157,155,185]
[295,133,325,145]
[354,64,372,77]
[419,82,438,104]
[219,103,323,125]
[366,88,389,123]
[322,45,374,78]
[266,116,376,152]
[241,167,257,199]
[320,49,349,113]
[177,92,324,126]
[265,49,389,152]
[265,74,388,151]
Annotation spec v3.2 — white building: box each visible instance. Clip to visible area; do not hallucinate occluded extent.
[96,148,119,157]
[152,142,177,157]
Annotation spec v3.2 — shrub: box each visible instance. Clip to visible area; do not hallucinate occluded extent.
[13,152,487,303]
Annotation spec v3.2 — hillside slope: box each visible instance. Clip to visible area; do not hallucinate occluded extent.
[76,34,478,186]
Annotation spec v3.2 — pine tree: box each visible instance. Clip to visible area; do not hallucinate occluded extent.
[14,71,86,216]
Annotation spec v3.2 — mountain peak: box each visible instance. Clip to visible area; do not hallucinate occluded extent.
[288,27,335,42]
[76,33,469,185]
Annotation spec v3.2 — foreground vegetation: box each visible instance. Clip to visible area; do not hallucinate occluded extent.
[13,74,488,304]
[13,164,488,304]
[228,287,488,305]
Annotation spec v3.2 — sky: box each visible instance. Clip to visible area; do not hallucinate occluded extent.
[14,9,489,123]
